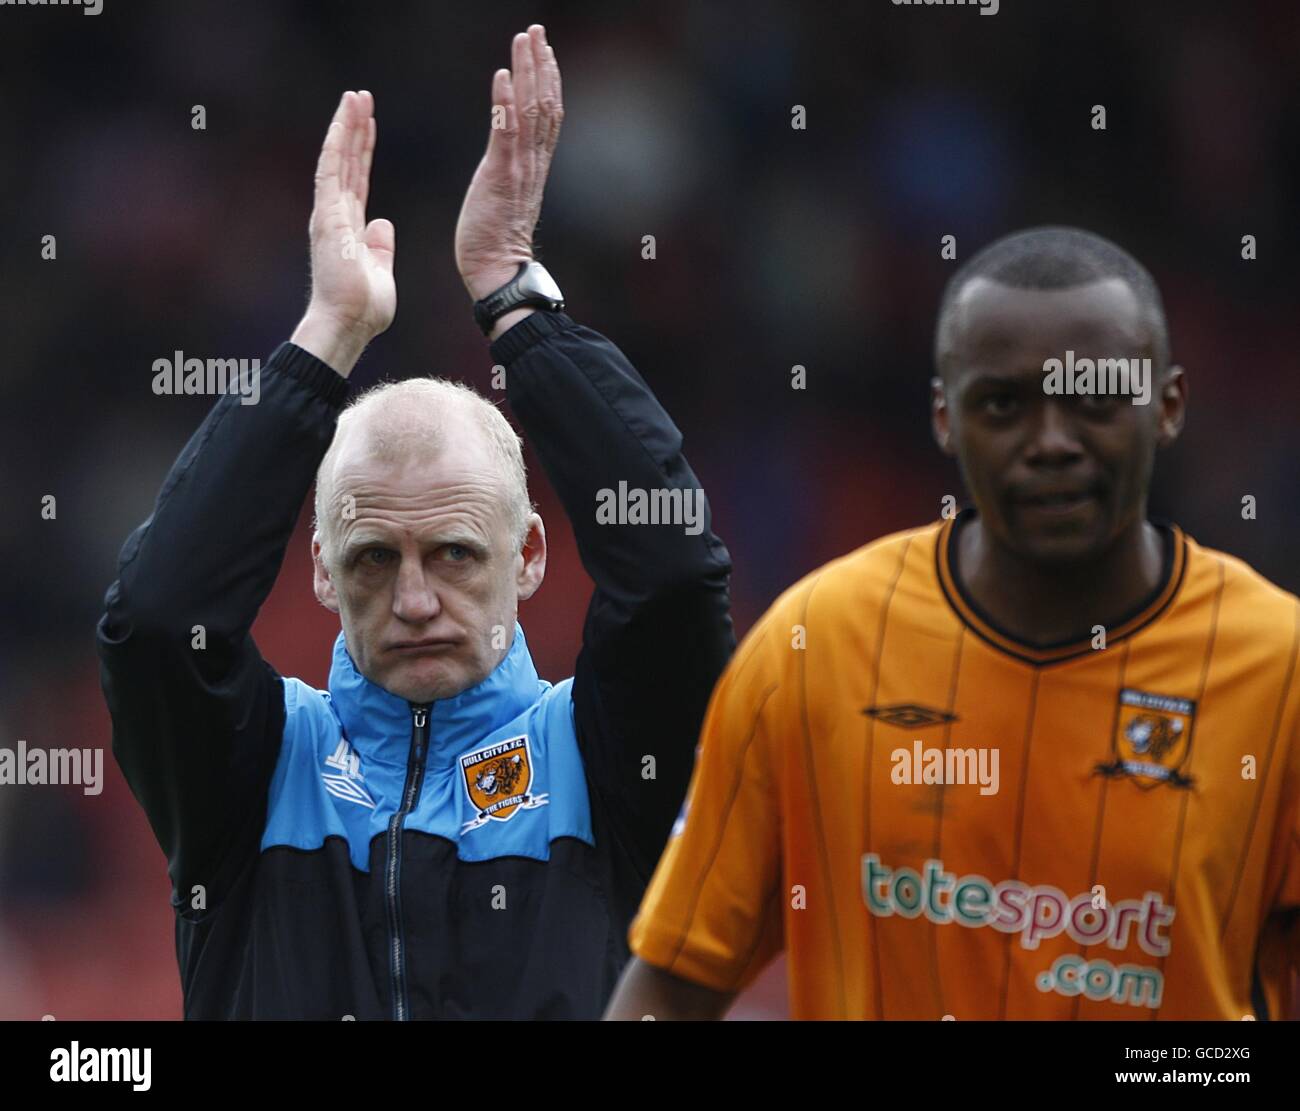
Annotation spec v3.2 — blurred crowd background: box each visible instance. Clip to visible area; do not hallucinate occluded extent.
[2,0,1298,1019]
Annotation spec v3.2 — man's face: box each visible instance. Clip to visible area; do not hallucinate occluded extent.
[932,277,1185,565]
[312,419,545,704]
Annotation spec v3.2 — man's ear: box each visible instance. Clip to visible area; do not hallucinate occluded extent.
[930,376,955,456]
[312,531,341,614]
[516,514,547,602]
[1156,364,1187,448]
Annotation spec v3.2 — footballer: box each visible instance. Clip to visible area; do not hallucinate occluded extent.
[606,227,1300,1021]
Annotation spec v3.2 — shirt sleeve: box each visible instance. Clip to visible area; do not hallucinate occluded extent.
[494,312,735,884]
[96,342,348,911]
[626,594,795,993]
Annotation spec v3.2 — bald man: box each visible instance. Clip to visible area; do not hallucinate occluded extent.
[97,26,733,1020]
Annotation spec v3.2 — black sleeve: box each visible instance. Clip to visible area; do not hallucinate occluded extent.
[95,342,349,909]
[495,312,735,883]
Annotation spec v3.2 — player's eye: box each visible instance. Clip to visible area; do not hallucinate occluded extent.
[1079,393,1119,415]
[981,393,1019,418]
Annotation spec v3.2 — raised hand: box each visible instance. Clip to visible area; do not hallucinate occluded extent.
[455,25,563,306]
[292,90,396,376]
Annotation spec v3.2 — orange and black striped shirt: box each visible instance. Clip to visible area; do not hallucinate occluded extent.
[630,511,1300,1019]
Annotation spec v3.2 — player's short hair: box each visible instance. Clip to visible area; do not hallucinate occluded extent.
[314,377,533,567]
[934,226,1170,378]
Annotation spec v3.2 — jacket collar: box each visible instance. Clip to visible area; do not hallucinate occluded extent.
[326,623,545,770]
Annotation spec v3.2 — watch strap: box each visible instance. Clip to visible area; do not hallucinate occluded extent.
[473,261,565,336]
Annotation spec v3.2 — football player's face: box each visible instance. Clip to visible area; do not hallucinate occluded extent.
[932,277,1184,566]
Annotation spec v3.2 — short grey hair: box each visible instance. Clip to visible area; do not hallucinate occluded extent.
[314,377,533,565]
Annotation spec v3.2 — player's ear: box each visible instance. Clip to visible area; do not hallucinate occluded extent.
[516,514,547,602]
[312,530,341,614]
[930,376,955,456]
[1155,364,1187,448]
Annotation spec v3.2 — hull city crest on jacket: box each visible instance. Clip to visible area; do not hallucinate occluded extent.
[460,735,550,832]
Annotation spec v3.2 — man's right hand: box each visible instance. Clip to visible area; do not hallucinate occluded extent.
[291,90,396,377]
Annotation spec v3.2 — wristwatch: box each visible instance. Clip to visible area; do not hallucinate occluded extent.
[473,261,566,336]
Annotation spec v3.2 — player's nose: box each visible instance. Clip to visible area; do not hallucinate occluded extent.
[1024,399,1084,462]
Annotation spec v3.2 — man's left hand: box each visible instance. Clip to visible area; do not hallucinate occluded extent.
[455,24,564,319]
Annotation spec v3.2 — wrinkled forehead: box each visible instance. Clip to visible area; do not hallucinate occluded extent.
[325,413,511,530]
[947,276,1151,384]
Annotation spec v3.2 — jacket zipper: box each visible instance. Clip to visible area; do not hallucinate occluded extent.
[385,702,430,1021]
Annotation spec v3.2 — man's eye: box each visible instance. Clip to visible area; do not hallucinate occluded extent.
[440,544,471,562]
[1080,393,1119,413]
[359,548,394,567]
[982,394,1018,417]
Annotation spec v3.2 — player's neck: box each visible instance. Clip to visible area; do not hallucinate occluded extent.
[956,513,1166,648]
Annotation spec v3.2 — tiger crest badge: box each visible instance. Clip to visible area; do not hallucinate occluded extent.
[1095,688,1196,789]
[460,735,549,833]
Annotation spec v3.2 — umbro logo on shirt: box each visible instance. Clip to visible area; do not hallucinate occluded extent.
[863,703,958,728]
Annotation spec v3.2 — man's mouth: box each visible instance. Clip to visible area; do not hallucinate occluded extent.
[388,638,457,655]
[1014,488,1101,516]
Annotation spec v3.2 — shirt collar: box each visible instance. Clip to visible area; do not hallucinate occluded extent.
[326,623,546,769]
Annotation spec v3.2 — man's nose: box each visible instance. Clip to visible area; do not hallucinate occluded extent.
[1025,400,1084,463]
[392,557,442,623]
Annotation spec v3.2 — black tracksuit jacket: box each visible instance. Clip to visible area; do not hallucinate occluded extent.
[96,311,734,1019]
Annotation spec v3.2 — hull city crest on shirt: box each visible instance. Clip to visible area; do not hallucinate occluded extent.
[1095,688,1196,789]
[460,735,550,833]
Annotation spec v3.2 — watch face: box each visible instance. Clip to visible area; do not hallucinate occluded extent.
[520,262,564,304]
